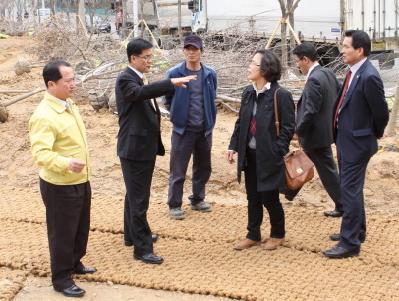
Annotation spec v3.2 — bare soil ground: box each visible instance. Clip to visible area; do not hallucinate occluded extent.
[1,37,399,301]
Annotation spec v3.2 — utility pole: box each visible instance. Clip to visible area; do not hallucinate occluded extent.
[340,0,346,36]
[122,0,127,37]
[395,0,398,38]
[178,0,182,42]
[132,0,139,37]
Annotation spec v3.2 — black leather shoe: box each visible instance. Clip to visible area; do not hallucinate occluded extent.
[134,252,164,264]
[329,233,340,241]
[74,266,97,275]
[55,285,85,297]
[125,234,158,247]
[324,209,343,218]
[323,245,360,259]
[329,233,366,243]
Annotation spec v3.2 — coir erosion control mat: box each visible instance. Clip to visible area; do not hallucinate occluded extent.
[1,189,399,300]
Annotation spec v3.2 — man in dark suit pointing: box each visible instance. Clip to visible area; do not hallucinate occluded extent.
[324,30,389,258]
[293,42,343,217]
[115,38,195,264]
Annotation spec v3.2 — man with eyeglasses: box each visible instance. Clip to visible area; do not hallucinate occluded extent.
[115,38,196,264]
[164,35,218,220]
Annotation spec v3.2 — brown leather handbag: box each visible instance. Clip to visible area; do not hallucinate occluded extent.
[273,88,315,190]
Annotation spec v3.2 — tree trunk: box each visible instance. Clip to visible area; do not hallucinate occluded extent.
[277,0,287,73]
[280,17,288,74]
[278,0,301,73]
[140,0,144,38]
[64,0,71,24]
[49,0,56,16]
[287,0,294,65]
[16,0,23,22]
[122,0,128,38]
[77,0,85,33]
[29,0,38,27]
[387,83,399,137]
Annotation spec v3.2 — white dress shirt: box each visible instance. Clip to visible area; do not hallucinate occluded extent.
[128,66,156,110]
[348,57,367,88]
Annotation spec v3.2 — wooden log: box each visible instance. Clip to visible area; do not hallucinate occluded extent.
[0,87,45,123]
[218,101,239,113]
[0,106,8,123]
[0,89,32,94]
[3,87,45,107]
[216,94,241,103]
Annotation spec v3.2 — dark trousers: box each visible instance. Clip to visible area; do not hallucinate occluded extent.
[244,149,285,241]
[39,179,91,290]
[338,157,369,249]
[120,157,155,255]
[305,146,343,212]
[168,130,212,208]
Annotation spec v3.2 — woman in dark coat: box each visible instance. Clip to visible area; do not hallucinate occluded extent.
[227,49,295,251]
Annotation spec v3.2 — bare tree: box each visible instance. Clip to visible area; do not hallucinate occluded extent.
[6,0,14,19]
[49,0,56,16]
[277,0,300,72]
[0,1,7,19]
[28,0,38,26]
[77,0,85,33]
[15,0,24,21]
[61,0,72,24]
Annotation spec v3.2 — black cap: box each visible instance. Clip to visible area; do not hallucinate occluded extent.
[183,35,203,49]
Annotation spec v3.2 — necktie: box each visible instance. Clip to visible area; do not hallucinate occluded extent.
[333,70,352,128]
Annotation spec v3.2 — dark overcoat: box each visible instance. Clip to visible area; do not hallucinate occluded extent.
[229,82,295,191]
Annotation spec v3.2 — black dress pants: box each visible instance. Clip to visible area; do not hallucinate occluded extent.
[338,157,369,249]
[305,146,343,212]
[244,149,285,241]
[120,157,155,255]
[39,178,91,290]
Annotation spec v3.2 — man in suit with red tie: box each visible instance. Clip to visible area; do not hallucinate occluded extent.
[115,38,195,264]
[323,30,389,258]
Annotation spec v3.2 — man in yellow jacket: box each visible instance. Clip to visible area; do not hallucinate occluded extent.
[29,60,95,298]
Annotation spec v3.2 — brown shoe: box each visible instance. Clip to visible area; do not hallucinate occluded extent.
[233,238,260,250]
[262,238,284,250]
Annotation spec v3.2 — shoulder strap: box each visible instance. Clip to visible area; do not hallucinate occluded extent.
[273,87,281,136]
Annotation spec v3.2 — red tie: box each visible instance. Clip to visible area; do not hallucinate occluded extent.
[333,70,352,129]
[250,116,256,136]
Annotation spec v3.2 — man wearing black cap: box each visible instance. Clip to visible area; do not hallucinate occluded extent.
[164,35,218,220]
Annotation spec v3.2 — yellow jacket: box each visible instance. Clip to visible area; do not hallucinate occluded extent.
[29,92,90,185]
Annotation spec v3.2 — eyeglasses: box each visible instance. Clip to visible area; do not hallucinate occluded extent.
[250,60,260,67]
[135,55,153,61]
